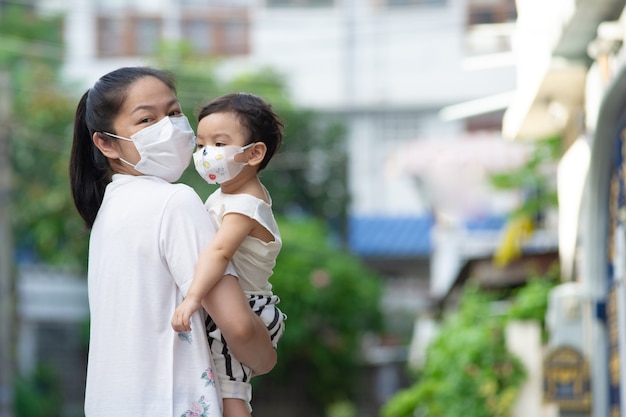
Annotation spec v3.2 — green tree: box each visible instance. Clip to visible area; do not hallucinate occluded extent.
[262,217,383,411]
[381,267,558,417]
[2,5,86,271]
[13,364,62,417]
[381,287,526,417]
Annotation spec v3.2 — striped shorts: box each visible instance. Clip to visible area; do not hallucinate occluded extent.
[205,294,285,405]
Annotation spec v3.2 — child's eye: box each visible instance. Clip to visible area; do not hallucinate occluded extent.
[196,144,205,151]
[215,142,226,147]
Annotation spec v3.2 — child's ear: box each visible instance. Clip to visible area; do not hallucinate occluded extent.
[93,132,121,159]
[247,142,267,167]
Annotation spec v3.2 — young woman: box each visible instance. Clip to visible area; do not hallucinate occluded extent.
[69,67,276,417]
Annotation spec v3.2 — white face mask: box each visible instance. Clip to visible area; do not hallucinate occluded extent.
[193,143,253,185]
[104,115,195,183]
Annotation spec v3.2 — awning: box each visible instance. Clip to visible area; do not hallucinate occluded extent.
[438,91,514,122]
[502,60,587,141]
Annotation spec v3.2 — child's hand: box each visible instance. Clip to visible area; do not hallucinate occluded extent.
[171,298,202,332]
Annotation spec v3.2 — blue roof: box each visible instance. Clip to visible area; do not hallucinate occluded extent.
[464,215,507,231]
[348,214,508,258]
[348,215,433,257]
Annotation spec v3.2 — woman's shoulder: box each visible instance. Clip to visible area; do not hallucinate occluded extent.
[167,183,205,207]
[121,176,204,210]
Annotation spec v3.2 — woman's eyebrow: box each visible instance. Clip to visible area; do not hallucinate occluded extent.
[131,99,180,114]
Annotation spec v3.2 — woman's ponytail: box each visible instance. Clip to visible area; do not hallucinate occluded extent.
[69,91,109,229]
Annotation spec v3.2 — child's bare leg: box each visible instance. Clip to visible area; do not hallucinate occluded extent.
[223,398,251,417]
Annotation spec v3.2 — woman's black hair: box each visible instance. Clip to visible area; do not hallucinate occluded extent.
[197,93,284,171]
[69,66,175,229]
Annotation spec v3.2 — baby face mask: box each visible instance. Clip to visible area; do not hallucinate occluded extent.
[193,143,253,185]
[104,115,195,182]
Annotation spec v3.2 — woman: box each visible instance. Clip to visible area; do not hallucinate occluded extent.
[69,66,276,417]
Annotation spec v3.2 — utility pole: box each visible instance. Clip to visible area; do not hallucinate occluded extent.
[0,70,14,417]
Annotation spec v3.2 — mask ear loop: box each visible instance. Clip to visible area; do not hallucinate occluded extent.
[102,132,133,141]
[101,132,137,168]
[236,142,255,165]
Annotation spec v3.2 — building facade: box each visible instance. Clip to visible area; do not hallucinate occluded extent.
[503,0,626,415]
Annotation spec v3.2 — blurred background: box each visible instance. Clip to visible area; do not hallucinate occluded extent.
[1,0,626,416]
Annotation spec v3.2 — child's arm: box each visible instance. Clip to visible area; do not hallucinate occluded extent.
[171,212,256,332]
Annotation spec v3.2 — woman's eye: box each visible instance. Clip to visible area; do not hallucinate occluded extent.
[169,109,182,117]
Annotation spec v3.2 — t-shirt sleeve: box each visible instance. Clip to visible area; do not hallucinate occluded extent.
[159,186,215,295]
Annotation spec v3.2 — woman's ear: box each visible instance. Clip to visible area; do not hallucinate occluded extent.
[93,132,121,159]
[247,142,267,167]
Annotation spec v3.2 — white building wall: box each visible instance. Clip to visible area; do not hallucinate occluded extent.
[249,1,516,110]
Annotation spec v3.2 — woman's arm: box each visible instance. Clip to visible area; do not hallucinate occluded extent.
[202,274,277,375]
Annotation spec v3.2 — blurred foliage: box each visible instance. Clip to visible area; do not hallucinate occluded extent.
[381,269,558,417]
[326,400,357,417]
[259,216,384,409]
[489,136,561,266]
[2,5,88,271]
[13,363,62,417]
[505,263,559,342]
[0,5,63,70]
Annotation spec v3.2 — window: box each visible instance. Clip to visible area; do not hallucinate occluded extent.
[467,0,516,26]
[385,0,446,6]
[97,17,126,57]
[266,0,334,7]
[182,20,214,54]
[465,0,516,54]
[465,111,504,132]
[181,0,251,5]
[221,19,248,54]
[96,11,250,57]
[134,18,161,56]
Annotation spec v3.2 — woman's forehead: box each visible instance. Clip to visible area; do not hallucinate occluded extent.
[122,76,177,113]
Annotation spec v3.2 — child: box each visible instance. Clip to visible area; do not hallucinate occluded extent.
[171,92,285,417]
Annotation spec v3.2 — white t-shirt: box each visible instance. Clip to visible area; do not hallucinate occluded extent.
[85,174,224,417]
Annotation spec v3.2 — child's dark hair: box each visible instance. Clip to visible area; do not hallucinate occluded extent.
[69,66,175,229]
[198,93,284,171]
